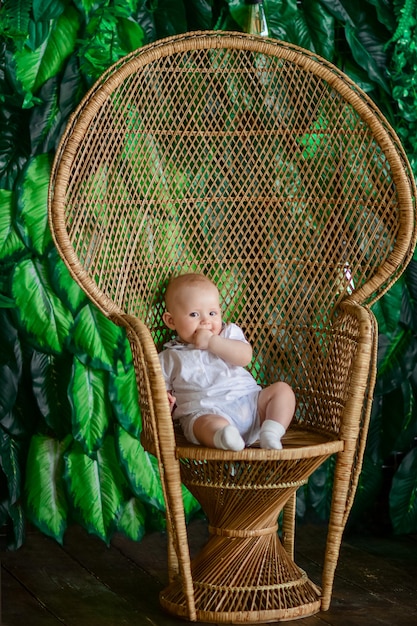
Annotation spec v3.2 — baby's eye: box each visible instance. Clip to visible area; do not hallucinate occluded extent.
[209,311,218,316]
[189,312,199,318]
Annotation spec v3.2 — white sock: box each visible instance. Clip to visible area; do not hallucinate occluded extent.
[213,425,245,451]
[260,420,286,450]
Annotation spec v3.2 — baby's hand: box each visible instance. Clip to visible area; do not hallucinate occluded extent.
[192,328,213,349]
[167,391,176,414]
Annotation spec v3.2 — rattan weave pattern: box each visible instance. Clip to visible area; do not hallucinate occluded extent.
[49,31,416,623]
[52,33,415,320]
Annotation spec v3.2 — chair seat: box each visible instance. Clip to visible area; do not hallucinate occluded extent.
[175,424,344,461]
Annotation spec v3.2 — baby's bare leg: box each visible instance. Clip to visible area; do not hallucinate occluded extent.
[257,382,296,449]
[193,414,245,451]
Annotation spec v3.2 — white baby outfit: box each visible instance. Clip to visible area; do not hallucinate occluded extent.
[158,323,262,445]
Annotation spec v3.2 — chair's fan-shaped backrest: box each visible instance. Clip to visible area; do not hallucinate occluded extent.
[49,32,416,383]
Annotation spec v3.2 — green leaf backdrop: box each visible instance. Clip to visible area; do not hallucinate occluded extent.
[0,0,416,549]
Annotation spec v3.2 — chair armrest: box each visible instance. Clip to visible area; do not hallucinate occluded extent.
[331,301,377,440]
[111,312,197,617]
[292,301,377,445]
[333,301,378,513]
[110,312,173,457]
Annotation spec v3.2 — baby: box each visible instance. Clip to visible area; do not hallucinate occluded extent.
[158,273,295,451]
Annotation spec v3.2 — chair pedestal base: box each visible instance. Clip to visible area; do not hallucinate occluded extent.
[160,529,322,623]
[164,449,337,622]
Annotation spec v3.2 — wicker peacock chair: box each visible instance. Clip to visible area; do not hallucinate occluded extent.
[48,31,416,623]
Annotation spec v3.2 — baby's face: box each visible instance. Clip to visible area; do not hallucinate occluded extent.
[164,283,222,344]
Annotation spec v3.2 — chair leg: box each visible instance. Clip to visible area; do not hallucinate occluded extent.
[321,528,342,610]
[320,452,353,611]
[160,468,197,621]
[282,491,296,560]
[166,508,180,583]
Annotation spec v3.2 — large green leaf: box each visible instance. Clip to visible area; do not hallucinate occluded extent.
[379,383,412,459]
[117,497,146,541]
[78,2,145,84]
[69,303,123,372]
[116,16,146,51]
[24,434,70,543]
[153,0,188,38]
[115,425,165,511]
[0,499,26,549]
[0,0,32,43]
[69,358,111,455]
[118,332,134,371]
[26,1,67,51]
[0,361,20,422]
[72,0,98,12]
[74,0,139,15]
[318,0,390,91]
[108,361,141,438]
[0,427,22,505]
[400,260,417,335]
[376,329,417,395]
[182,0,213,30]
[35,6,80,92]
[389,447,417,534]
[349,453,383,524]
[366,0,396,32]
[0,90,32,185]
[12,257,74,353]
[0,309,21,368]
[344,20,389,92]
[391,380,417,453]
[48,247,87,315]
[0,189,25,260]
[115,425,199,520]
[30,350,73,438]
[298,1,336,59]
[371,278,404,335]
[364,396,384,464]
[32,0,66,22]
[30,54,85,155]
[306,456,336,520]
[225,0,334,59]
[15,153,52,254]
[64,436,129,543]
[13,4,80,98]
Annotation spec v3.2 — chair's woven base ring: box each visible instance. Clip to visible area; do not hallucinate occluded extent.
[160,583,321,623]
[160,560,322,623]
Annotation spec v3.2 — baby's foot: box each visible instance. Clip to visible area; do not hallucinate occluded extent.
[260,420,286,449]
[213,425,245,451]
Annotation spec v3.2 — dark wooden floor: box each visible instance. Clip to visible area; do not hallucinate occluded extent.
[1,517,417,625]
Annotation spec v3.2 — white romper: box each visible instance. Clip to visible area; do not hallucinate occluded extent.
[158,323,262,445]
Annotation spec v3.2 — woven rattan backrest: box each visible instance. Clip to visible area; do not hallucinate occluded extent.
[49,32,416,392]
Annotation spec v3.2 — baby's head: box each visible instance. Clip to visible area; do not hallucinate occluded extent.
[162,273,222,343]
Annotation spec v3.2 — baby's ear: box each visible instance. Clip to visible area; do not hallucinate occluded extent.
[162,311,176,330]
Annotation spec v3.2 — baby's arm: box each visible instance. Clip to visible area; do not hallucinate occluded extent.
[209,333,252,366]
[193,328,252,367]
[167,391,176,414]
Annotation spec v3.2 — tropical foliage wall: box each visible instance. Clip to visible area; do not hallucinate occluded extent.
[0,0,416,550]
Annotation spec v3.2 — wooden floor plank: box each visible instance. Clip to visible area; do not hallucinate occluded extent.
[2,566,62,626]
[62,525,192,626]
[293,524,417,625]
[2,531,141,626]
